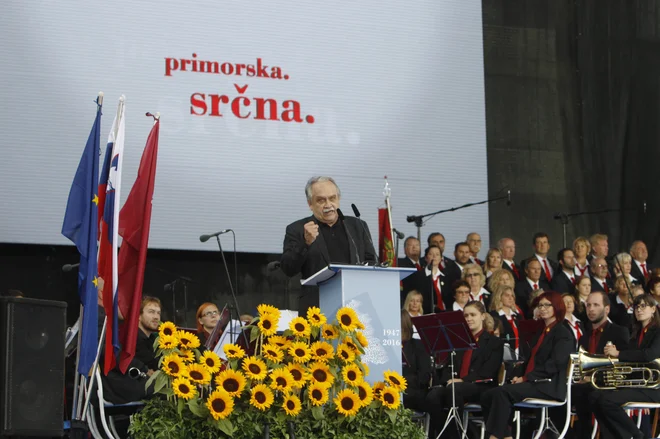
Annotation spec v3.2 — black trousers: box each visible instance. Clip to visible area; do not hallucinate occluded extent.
[426,382,491,437]
[565,383,596,439]
[403,387,429,412]
[481,382,550,439]
[589,388,660,439]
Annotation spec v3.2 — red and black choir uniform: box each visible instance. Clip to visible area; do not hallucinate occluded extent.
[480,321,573,439]
[589,325,660,439]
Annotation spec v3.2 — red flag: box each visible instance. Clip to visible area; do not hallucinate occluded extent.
[116,120,160,373]
[378,208,396,267]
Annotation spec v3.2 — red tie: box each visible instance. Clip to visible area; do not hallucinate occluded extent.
[508,316,519,349]
[577,265,588,276]
[588,328,599,354]
[571,277,576,285]
[511,263,520,279]
[433,277,445,311]
[542,259,552,281]
[533,283,538,290]
[603,282,609,293]
[642,263,649,279]
[524,326,550,378]
[415,263,422,271]
[459,331,482,378]
[569,320,582,341]
[639,327,649,347]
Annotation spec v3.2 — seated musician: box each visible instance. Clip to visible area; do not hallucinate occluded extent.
[480,291,573,439]
[569,290,629,439]
[401,310,432,412]
[589,294,660,439]
[196,302,220,345]
[426,301,504,437]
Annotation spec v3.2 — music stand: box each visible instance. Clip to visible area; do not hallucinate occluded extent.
[205,305,232,350]
[412,311,476,439]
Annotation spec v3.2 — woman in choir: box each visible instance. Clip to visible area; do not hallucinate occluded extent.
[426,301,504,436]
[487,268,516,293]
[562,293,583,351]
[463,264,491,308]
[590,294,660,439]
[484,248,504,278]
[614,252,641,285]
[610,275,635,330]
[489,285,523,358]
[574,275,591,321]
[572,236,591,278]
[648,276,660,304]
[404,290,424,339]
[401,310,432,412]
[452,280,472,311]
[196,302,220,345]
[481,291,573,439]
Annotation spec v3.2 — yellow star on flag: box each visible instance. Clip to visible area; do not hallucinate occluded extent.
[92,276,99,288]
[92,194,99,205]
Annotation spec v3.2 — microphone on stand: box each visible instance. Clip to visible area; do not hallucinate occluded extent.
[62,263,80,272]
[351,203,376,265]
[336,208,361,265]
[392,228,405,240]
[507,190,511,206]
[199,229,232,242]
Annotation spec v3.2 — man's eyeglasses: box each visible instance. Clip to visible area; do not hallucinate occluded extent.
[202,310,219,317]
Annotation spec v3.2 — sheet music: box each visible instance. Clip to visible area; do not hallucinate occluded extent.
[214,319,244,360]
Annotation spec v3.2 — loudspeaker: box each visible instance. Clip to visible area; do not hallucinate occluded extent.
[0,297,66,437]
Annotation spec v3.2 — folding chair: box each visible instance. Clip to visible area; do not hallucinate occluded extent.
[90,367,145,439]
[460,363,508,439]
[411,410,431,438]
[624,402,660,438]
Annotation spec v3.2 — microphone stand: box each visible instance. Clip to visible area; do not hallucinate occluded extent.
[406,194,508,244]
[164,278,192,327]
[553,205,644,248]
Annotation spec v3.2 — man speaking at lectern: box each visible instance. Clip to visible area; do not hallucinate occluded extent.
[281,176,377,315]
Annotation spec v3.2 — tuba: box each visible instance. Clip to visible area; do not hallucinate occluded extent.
[574,347,660,389]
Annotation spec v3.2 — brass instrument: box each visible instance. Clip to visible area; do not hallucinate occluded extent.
[572,347,660,389]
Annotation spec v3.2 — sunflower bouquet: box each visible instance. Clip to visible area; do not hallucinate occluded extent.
[129,305,425,439]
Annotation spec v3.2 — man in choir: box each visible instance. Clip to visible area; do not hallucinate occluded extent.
[514,258,550,318]
[521,232,558,283]
[467,232,483,265]
[590,257,613,293]
[280,176,377,314]
[630,240,651,286]
[588,233,609,263]
[498,237,521,281]
[570,291,629,439]
[454,242,472,273]
[398,236,423,269]
[551,248,578,294]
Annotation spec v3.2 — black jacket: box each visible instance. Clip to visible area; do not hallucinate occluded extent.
[502,261,522,282]
[550,270,577,294]
[491,310,524,349]
[579,321,629,354]
[520,257,559,283]
[402,269,452,312]
[630,262,651,289]
[439,331,504,385]
[590,276,613,293]
[514,279,551,318]
[402,338,433,390]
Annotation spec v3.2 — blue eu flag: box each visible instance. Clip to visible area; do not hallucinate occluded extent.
[62,98,102,375]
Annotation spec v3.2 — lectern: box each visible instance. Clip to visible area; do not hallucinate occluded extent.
[302,264,416,384]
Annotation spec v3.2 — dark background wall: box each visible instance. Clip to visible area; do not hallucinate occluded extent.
[2,0,659,327]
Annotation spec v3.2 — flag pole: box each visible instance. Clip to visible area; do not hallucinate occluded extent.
[383,176,394,248]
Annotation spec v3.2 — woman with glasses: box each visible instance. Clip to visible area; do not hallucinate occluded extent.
[463,263,491,308]
[196,302,221,345]
[589,294,660,439]
[481,291,573,439]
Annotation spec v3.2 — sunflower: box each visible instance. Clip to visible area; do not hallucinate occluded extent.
[258,313,279,337]
[356,320,365,330]
[355,381,373,407]
[383,370,407,391]
[343,336,360,354]
[257,304,280,318]
[380,387,401,409]
[223,343,246,359]
[250,384,275,411]
[359,361,370,376]
[310,341,334,362]
[341,364,363,386]
[309,361,335,387]
[372,381,386,399]
[242,356,268,381]
[267,335,290,350]
[172,377,197,400]
[286,363,308,388]
[282,394,302,416]
[321,324,339,340]
[200,351,222,373]
[187,363,212,385]
[162,354,188,377]
[158,334,178,350]
[158,321,177,338]
[215,369,246,397]
[206,389,234,420]
[355,332,369,348]
[262,343,284,363]
[289,317,311,338]
[288,341,312,363]
[336,307,360,332]
[269,368,294,393]
[334,389,361,416]
[178,349,195,363]
[308,382,330,406]
[336,343,356,363]
[306,306,327,327]
[176,330,201,350]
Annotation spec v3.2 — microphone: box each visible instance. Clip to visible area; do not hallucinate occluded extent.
[199,229,232,242]
[351,203,376,264]
[336,208,361,265]
[164,280,177,292]
[62,263,80,272]
[392,228,405,240]
[266,261,281,272]
[507,190,511,206]
[644,200,647,214]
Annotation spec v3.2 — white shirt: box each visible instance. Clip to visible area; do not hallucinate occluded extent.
[593,277,608,290]
[616,295,634,314]
[408,311,422,339]
[574,262,590,278]
[471,287,490,304]
[527,277,541,290]
[634,259,648,277]
[452,302,465,311]
[504,259,516,269]
[535,254,554,277]
[565,315,582,344]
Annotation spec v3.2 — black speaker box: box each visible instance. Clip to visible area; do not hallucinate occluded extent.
[0,297,66,437]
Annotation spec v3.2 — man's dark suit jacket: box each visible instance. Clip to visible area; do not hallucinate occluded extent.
[520,256,559,283]
[631,262,651,289]
[502,261,522,282]
[280,215,377,314]
[579,321,629,354]
[550,270,577,294]
[439,331,504,384]
[514,279,551,318]
[590,276,613,293]
[398,257,422,269]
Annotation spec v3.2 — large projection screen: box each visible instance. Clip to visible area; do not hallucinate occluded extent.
[0,0,489,255]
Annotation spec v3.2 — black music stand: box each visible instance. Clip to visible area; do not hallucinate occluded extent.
[412,311,476,438]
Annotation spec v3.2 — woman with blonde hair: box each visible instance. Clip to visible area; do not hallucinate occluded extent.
[572,236,591,278]
[487,269,515,293]
[490,284,523,356]
[484,248,504,278]
[463,263,490,308]
[403,290,424,317]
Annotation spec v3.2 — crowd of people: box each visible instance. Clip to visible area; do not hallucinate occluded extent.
[400,231,660,439]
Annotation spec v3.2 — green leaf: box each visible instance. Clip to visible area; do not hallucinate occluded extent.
[187,398,207,417]
[154,371,168,394]
[250,325,259,342]
[145,370,159,390]
[217,418,234,436]
[385,408,397,424]
[312,405,325,420]
[177,397,184,416]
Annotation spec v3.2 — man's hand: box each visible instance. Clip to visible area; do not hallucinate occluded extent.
[147,369,155,377]
[304,221,319,246]
[511,376,524,384]
[446,378,463,385]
